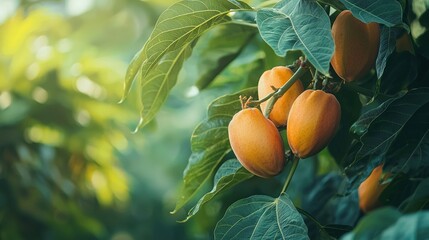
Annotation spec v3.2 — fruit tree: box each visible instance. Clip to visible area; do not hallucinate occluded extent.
[121,0,429,239]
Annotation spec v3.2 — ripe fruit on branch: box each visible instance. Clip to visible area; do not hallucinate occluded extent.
[358,164,391,213]
[228,108,285,178]
[258,66,304,126]
[331,10,380,82]
[286,90,341,158]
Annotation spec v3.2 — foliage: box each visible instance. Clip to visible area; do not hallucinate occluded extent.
[0,1,200,239]
[124,0,429,239]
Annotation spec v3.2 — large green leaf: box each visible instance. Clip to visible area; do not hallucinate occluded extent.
[380,211,429,239]
[172,88,257,213]
[345,88,429,188]
[136,46,192,129]
[181,23,257,90]
[256,0,334,74]
[182,159,253,222]
[339,0,403,27]
[122,0,250,128]
[384,104,429,174]
[214,194,309,240]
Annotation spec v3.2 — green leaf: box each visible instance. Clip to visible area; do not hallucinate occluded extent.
[182,159,253,222]
[208,87,257,117]
[384,104,429,174]
[377,51,418,95]
[181,23,257,90]
[401,178,429,212]
[345,88,429,188]
[256,0,334,74]
[342,208,429,239]
[375,26,401,79]
[136,45,192,130]
[122,0,250,125]
[215,194,309,240]
[172,88,257,213]
[341,207,402,240]
[339,0,403,27]
[380,211,429,239]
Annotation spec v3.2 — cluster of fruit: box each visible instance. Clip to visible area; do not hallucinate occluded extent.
[228,10,387,212]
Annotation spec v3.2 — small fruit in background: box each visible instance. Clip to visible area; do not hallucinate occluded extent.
[395,32,415,54]
[331,10,380,82]
[258,66,304,126]
[287,90,341,158]
[228,108,285,178]
[358,164,391,213]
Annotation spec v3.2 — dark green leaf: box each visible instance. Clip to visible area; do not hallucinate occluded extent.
[256,0,334,74]
[416,30,429,60]
[182,159,253,222]
[339,0,403,27]
[181,23,256,90]
[172,88,257,213]
[341,207,402,240]
[376,26,401,79]
[384,103,429,174]
[377,51,418,95]
[329,88,362,163]
[345,88,429,188]
[343,208,429,239]
[215,194,309,240]
[401,178,429,212]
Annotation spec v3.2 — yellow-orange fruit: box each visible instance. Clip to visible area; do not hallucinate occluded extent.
[258,66,304,127]
[358,165,390,213]
[228,108,285,178]
[331,10,380,82]
[287,90,341,158]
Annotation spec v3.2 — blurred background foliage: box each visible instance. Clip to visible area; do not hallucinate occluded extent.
[0,0,350,239]
[0,0,221,239]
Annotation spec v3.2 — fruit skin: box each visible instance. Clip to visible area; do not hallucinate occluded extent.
[358,165,390,213]
[286,90,341,158]
[331,10,380,82]
[228,108,285,178]
[258,66,304,126]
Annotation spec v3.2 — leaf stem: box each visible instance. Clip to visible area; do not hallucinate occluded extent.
[263,61,308,118]
[296,207,324,229]
[280,156,300,195]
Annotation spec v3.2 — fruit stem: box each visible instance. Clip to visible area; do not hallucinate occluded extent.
[263,60,308,118]
[280,156,300,195]
[248,91,276,106]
